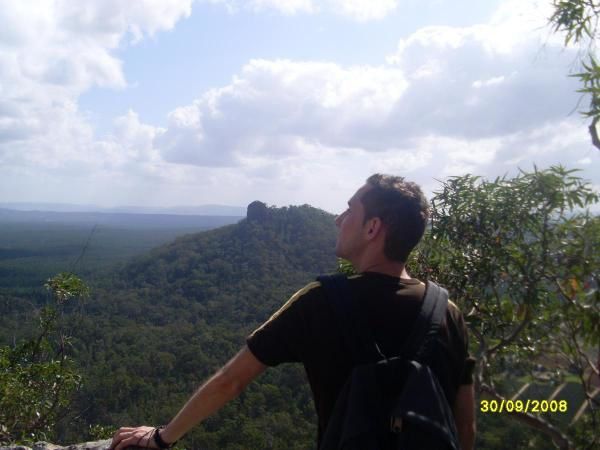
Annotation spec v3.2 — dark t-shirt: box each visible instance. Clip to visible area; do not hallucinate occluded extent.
[246,272,474,443]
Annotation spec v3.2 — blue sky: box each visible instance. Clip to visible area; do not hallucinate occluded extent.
[1,0,598,214]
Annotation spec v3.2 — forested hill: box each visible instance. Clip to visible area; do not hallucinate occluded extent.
[111,200,337,323]
[65,201,338,448]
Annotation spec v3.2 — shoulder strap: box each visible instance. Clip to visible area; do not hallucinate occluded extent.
[316,274,449,364]
[403,280,449,363]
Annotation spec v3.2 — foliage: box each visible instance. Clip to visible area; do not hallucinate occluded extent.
[549,0,600,148]
[409,166,599,449]
[44,273,90,304]
[336,258,356,276]
[0,273,88,445]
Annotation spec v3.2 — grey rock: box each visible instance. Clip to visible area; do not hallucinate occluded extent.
[1,440,113,450]
[247,201,269,222]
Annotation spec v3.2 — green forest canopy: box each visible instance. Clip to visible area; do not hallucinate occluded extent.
[0,166,598,449]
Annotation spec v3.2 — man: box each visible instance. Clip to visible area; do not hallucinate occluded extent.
[110,174,476,450]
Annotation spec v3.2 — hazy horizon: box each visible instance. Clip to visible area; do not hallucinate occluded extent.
[0,201,248,216]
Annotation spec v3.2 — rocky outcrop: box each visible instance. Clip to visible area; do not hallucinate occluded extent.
[0,440,142,450]
[1,438,164,450]
[246,201,269,222]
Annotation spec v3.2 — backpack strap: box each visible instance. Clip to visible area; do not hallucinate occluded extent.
[402,280,449,363]
[316,274,449,364]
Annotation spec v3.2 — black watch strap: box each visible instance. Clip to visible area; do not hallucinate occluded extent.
[153,426,175,449]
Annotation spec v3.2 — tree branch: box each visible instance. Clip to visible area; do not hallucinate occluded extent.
[470,325,487,391]
[555,279,578,307]
[589,116,600,150]
[488,316,531,355]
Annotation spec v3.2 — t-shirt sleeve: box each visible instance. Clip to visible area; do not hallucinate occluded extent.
[454,303,476,385]
[246,281,321,366]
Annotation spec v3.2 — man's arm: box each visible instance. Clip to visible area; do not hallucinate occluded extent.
[110,345,267,450]
[453,384,476,450]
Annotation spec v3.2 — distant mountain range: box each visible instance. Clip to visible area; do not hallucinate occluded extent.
[0,208,244,229]
[0,202,247,230]
[0,202,246,216]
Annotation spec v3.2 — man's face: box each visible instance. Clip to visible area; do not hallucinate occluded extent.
[334,184,372,261]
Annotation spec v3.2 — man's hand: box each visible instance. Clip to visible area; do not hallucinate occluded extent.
[110,426,158,450]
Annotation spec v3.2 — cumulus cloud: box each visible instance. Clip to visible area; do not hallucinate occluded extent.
[384,3,580,140]
[111,110,164,165]
[145,0,599,209]
[205,0,398,21]
[0,0,191,170]
[155,0,582,169]
[156,59,409,165]
[249,0,315,15]
[327,0,397,21]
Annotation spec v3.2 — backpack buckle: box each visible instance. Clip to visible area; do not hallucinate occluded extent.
[390,416,403,433]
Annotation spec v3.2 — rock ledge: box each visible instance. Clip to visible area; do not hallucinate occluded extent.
[1,440,112,450]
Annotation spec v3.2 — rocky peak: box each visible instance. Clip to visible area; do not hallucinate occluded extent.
[246,201,269,222]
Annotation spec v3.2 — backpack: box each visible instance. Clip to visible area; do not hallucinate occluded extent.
[316,273,460,450]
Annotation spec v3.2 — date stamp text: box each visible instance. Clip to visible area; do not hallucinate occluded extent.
[480,399,567,414]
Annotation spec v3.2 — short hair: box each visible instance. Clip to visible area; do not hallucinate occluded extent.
[361,174,430,263]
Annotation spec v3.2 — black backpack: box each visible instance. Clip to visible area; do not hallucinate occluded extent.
[316,274,460,450]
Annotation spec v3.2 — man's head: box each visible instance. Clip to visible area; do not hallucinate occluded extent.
[335,174,429,264]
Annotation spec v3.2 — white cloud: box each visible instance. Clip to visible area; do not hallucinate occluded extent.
[155,59,409,165]
[0,0,191,169]
[250,0,315,15]
[111,110,164,164]
[494,119,592,167]
[155,0,582,170]
[204,0,398,21]
[472,75,507,89]
[0,0,197,212]
[328,0,397,21]
[58,0,194,45]
[383,3,581,140]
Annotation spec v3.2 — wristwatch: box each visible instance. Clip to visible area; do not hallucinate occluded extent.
[153,426,176,449]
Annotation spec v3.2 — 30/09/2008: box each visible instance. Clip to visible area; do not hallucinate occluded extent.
[480,399,567,413]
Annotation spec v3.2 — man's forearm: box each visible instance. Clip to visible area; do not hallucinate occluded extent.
[454,384,476,450]
[160,346,267,444]
[109,346,266,450]
[160,368,242,443]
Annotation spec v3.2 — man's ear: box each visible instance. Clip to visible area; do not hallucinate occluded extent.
[365,217,383,240]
